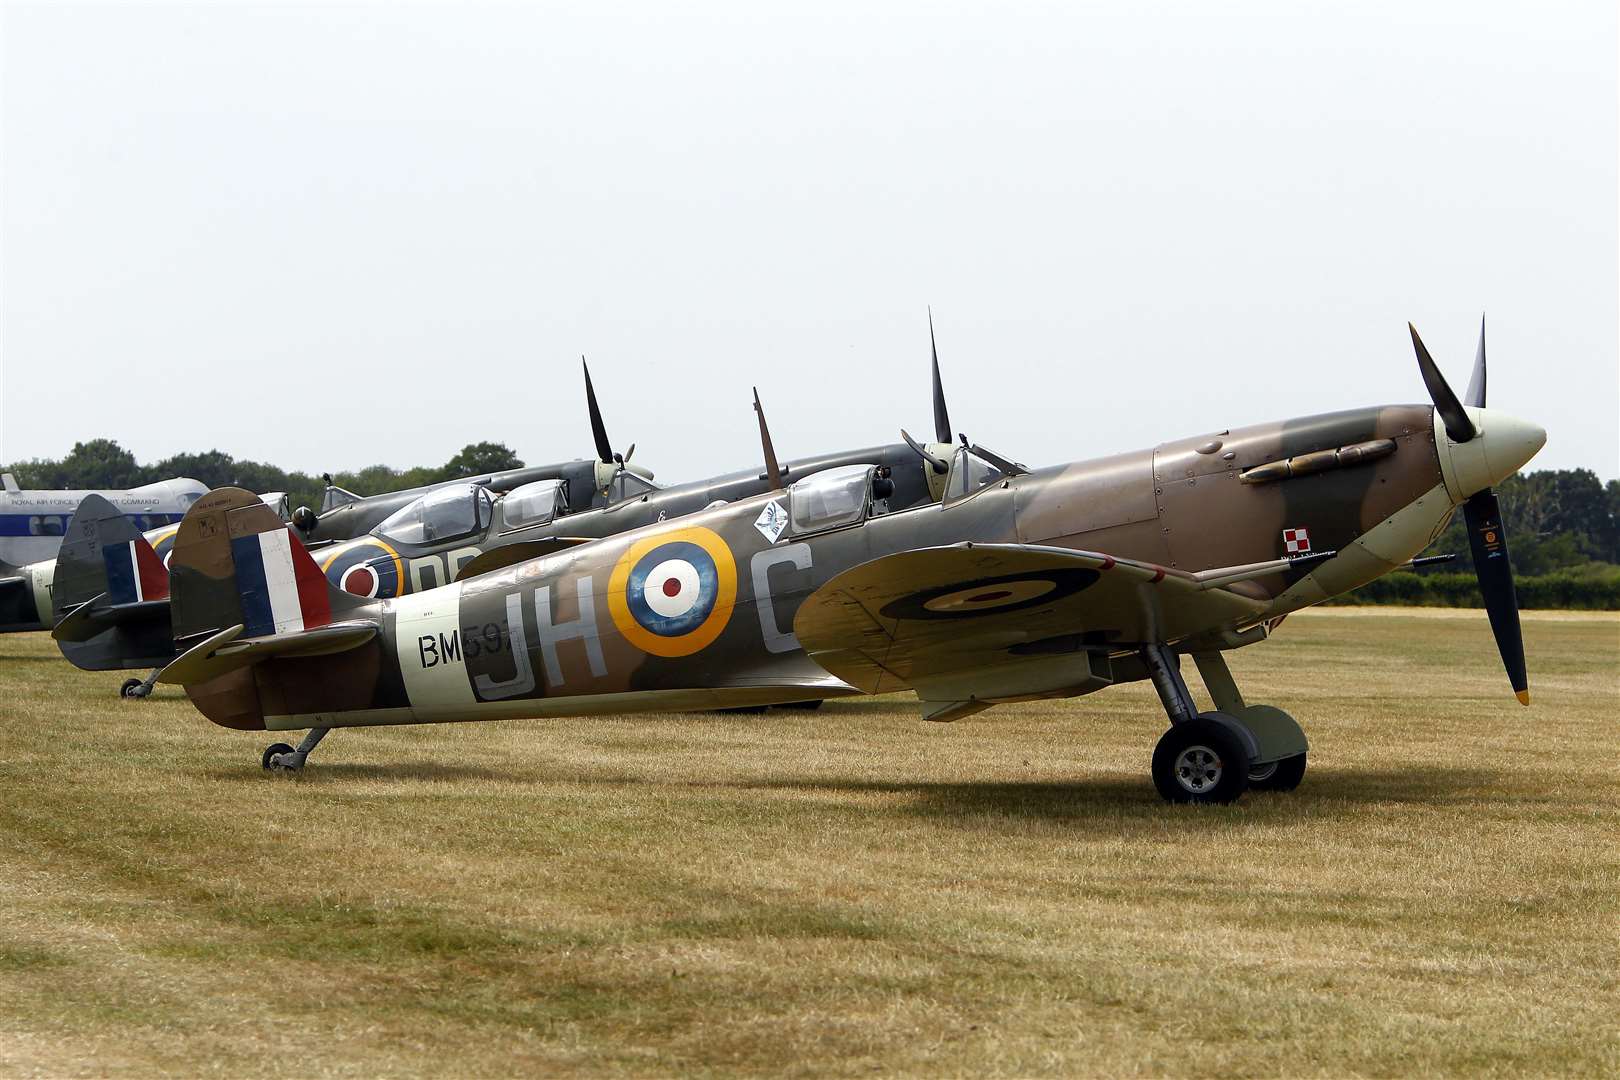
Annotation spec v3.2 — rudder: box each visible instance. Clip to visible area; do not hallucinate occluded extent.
[52,494,169,623]
[170,486,366,644]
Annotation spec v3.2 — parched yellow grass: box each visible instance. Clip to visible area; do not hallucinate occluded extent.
[1300,605,1620,623]
[0,611,1616,1078]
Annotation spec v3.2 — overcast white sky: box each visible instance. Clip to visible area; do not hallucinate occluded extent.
[2,1,1615,483]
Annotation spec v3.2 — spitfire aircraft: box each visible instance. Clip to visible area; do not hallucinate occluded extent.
[50,374,947,695]
[44,361,663,696]
[155,320,1543,804]
[289,361,656,544]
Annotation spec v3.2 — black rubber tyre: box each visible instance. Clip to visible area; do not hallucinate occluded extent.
[1249,752,1307,792]
[1152,717,1251,805]
[262,743,297,771]
[119,678,145,699]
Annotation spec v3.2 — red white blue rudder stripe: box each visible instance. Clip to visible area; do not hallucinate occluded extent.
[230,527,332,636]
[103,537,170,604]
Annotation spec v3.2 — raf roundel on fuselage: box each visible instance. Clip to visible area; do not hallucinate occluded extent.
[608,526,738,657]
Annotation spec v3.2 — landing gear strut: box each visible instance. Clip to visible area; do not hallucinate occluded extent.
[1139,644,1308,804]
[262,727,330,772]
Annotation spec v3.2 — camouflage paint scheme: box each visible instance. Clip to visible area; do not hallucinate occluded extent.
[313,442,936,601]
[49,442,936,673]
[166,401,1530,735]
[295,463,600,546]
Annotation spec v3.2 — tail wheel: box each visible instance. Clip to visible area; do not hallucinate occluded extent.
[119,678,146,699]
[261,743,297,771]
[1152,717,1251,804]
[1249,753,1307,792]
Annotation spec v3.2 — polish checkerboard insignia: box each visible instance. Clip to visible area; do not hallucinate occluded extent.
[1283,526,1311,556]
[754,500,788,544]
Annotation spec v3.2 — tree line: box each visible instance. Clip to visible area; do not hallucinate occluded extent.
[2,438,527,516]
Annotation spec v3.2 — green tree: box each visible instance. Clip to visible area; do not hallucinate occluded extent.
[442,442,524,479]
[58,439,148,488]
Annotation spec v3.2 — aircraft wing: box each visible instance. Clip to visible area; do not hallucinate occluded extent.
[793,543,1283,696]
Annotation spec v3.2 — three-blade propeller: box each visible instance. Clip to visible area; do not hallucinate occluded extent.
[753,387,782,490]
[901,308,956,476]
[582,358,651,491]
[583,357,616,467]
[1409,316,1529,705]
[931,308,952,448]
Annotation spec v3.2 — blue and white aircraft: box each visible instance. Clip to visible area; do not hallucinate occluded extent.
[0,474,207,566]
[0,474,208,631]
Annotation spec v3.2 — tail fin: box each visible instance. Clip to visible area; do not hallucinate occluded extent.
[52,494,169,622]
[170,486,369,644]
[163,488,381,726]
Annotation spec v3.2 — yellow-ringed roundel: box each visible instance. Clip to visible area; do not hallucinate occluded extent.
[151,526,181,571]
[608,526,738,657]
[319,538,404,599]
[880,568,1099,621]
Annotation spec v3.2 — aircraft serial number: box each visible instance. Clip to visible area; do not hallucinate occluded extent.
[417,623,507,668]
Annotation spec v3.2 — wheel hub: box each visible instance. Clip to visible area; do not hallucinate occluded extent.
[1173,744,1223,794]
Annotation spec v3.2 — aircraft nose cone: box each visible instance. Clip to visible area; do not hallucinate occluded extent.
[1434,407,1548,502]
[1480,409,1547,486]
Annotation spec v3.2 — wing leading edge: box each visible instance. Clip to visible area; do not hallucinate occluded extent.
[793,543,1288,715]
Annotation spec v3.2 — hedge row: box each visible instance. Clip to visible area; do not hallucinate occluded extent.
[1330,566,1620,610]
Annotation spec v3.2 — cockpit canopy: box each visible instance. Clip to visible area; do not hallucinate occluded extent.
[788,464,874,535]
[375,483,493,546]
[499,479,568,532]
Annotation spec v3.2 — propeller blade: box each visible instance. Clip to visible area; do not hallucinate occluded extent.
[929,307,952,445]
[753,387,781,490]
[624,443,635,462]
[1464,314,1487,409]
[901,428,949,474]
[1463,488,1528,704]
[582,357,614,464]
[1409,323,1477,443]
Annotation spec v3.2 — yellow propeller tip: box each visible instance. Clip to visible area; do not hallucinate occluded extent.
[1515,689,1531,706]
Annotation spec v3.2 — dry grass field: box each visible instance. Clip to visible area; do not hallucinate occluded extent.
[1,609,1616,1078]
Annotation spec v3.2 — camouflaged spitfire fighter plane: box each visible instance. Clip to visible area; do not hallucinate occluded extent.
[51,368,947,696]
[156,320,1543,804]
[45,362,660,697]
[286,361,657,546]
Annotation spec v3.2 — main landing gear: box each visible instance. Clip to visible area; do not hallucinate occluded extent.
[262,727,330,773]
[1139,644,1309,805]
